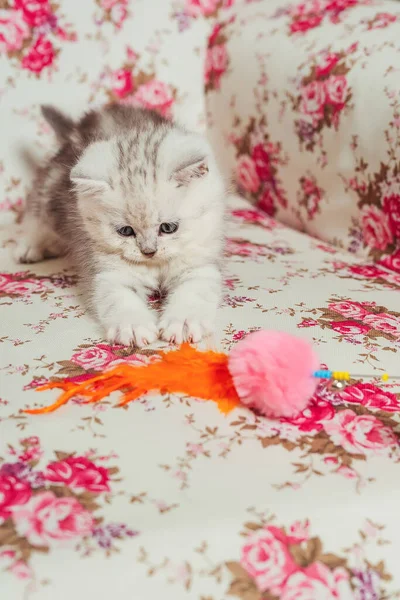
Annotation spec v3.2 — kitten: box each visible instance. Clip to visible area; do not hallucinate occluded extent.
[14,104,226,347]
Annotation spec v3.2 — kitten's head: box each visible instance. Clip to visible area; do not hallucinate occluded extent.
[70,126,225,265]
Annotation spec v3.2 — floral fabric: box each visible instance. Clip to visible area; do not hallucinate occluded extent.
[1,0,400,599]
[205,0,400,272]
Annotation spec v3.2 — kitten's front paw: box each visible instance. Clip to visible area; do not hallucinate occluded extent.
[105,317,158,347]
[159,316,213,345]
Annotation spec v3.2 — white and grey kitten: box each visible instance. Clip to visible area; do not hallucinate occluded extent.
[15,104,225,347]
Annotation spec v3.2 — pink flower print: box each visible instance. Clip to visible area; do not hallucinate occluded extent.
[340,383,400,413]
[328,301,367,320]
[252,144,272,181]
[315,52,339,77]
[233,330,246,341]
[290,14,323,34]
[0,475,32,523]
[363,313,400,337]
[241,526,298,593]
[2,278,46,295]
[379,249,400,274]
[298,318,318,328]
[0,9,30,53]
[325,75,348,106]
[337,465,357,479]
[323,409,398,455]
[132,80,174,117]
[258,188,276,216]
[329,321,371,335]
[21,35,55,73]
[184,0,219,17]
[44,456,110,492]
[14,0,52,27]
[361,205,393,251]
[12,491,93,546]
[383,193,400,238]
[282,397,335,433]
[348,264,387,279]
[236,155,260,193]
[205,44,228,85]
[10,561,32,580]
[112,68,134,98]
[300,80,326,118]
[287,520,310,544]
[70,345,115,370]
[369,12,396,29]
[282,562,352,600]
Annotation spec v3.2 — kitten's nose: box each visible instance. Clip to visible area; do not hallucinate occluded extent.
[142,249,156,258]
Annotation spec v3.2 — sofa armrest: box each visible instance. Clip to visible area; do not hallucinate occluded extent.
[205,0,400,273]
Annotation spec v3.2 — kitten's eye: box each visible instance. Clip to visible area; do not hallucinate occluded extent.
[159,222,178,234]
[117,226,135,237]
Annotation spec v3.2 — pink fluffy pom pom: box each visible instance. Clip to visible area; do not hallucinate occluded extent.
[227,330,320,418]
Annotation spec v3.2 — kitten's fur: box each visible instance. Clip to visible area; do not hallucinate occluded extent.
[15,104,225,346]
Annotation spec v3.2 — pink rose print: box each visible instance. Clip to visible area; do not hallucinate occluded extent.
[14,0,51,27]
[184,0,219,17]
[325,75,348,106]
[325,0,358,16]
[0,273,13,289]
[282,562,351,600]
[287,520,310,544]
[112,68,134,99]
[0,9,30,53]
[44,456,110,492]
[71,345,115,370]
[369,12,396,29]
[300,80,326,118]
[337,465,357,479]
[252,144,271,181]
[205,44,228,86]
[363,313,400,337]
[315,52,339,78]
[100,0,121,8]
[323,409,398,455]
[12,491,93,547]
[132,80,174,117]
[282,397,335,433]
[341,382,400,412]
[110,2,128,28]
[348,264,387,279]
[258,188,276,216]
[241,526,298,593]
[21,35,55,73]
[2,278,46,295]
[380,249,400,274]
[0,475,32,523]
[10,560,33,580]
[236,155,260,193]
[330,321,371,335]
[383,194,400,238]
[361,205,393,251]
[328,301,367,320]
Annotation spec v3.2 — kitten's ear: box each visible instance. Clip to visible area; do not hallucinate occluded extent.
[70,140,114,196]
[172,157,209,187]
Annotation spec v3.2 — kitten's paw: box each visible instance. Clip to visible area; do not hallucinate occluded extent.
[159,317,213,345]
[13,237,64,264]
[106,320,158,347]
[13,241,46,264]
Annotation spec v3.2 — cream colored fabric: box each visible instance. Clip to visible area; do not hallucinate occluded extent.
[206,0,400,271]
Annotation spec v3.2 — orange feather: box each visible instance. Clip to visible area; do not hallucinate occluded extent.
[24,344,241,415]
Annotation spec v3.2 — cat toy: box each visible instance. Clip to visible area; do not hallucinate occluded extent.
[24,330,399,418]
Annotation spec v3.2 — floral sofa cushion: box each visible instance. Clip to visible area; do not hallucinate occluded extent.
[1,1,400,598]
[205,0,400,272]
[1,195,400,598]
